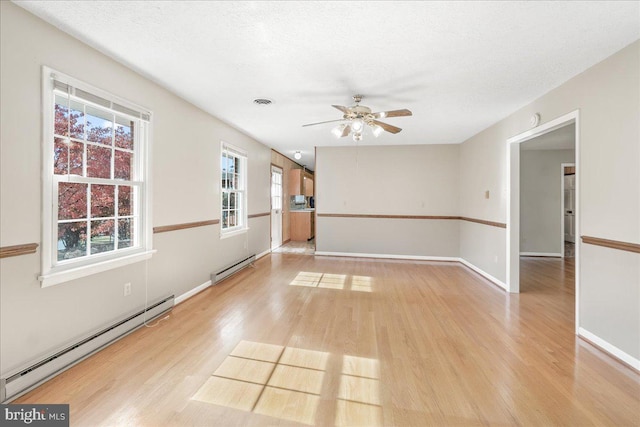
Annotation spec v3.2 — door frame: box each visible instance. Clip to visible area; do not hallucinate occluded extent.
[506,110,580,332]
[270,165,283,250]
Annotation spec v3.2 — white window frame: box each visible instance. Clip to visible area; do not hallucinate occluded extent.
[40,66,154,287]
[220,141,248,238]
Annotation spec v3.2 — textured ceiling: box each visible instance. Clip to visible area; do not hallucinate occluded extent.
[14,1,640,168]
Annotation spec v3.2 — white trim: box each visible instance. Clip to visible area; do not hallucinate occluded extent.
[457,258,508,291]
[39,250,156,288]
[41,66,153,286]
[506,111,578,145]
[219,227,249,240]
[314,252,508,291]
[520,252,562,257]
[256,249,271,260]
[314,251,458,262]
[175,280,212,305]
[506,109,581,333]
[220,140,248,236]
[578,327,640,371]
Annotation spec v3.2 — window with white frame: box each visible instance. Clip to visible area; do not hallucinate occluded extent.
[221,142,247,235]
[41,67,152,286]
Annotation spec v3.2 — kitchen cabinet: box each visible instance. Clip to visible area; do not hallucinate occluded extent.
[289,169,314,196]
[290,210,315,241]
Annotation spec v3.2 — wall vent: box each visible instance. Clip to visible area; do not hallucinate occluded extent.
[213,254,256,284]
[1,295,174,403]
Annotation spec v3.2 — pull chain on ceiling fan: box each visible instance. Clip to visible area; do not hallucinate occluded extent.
[302,95,412,141]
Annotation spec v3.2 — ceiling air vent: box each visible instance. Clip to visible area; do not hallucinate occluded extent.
[253,98,273,105]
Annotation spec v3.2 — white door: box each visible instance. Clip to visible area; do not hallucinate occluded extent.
[271,166,283,250]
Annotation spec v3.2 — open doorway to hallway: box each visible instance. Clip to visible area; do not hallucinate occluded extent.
[507,110,580,330]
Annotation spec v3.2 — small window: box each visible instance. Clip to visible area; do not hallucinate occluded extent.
[41,67,152,287]
[221,142,248,235]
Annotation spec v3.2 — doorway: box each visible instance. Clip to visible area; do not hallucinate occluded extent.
[270,166,283,250]
[562,163,576,257]
[507,110,580,332]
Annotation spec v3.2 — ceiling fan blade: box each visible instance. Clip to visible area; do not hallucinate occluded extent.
[302,119,346,127]
[332,105,351,114]
[372,120,402,134]
[373,109,412,119]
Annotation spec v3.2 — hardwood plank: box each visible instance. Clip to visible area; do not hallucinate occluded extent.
[13,254,639,426]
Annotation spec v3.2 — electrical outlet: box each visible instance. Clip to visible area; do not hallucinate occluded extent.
[485,190,490,199]
[123,282,131,296]
[494,255,498,263]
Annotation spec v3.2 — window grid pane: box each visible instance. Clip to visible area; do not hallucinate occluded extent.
[221,146,246,231]
[52,89,144,267]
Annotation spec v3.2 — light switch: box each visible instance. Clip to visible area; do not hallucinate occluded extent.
[485,190,490,199]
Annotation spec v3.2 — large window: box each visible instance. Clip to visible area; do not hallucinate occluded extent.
[221,142,247,235]
[41,67,152,287]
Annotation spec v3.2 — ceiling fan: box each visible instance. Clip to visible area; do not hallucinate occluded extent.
[302,95,412,141]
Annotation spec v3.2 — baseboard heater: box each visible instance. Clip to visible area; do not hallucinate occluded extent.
[212,254,255,284]
[0,295,174,403]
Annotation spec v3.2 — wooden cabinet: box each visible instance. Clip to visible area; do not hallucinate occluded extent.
[289,169,314,196]
[290,211,315,241]
[304,177,313,196]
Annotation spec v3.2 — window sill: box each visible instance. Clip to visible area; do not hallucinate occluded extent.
[220,227,249,240]
[39,250,156,288]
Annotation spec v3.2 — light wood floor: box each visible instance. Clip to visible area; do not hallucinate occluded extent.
[15,254,640,426]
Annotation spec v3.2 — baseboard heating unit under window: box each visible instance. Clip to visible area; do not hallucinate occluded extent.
[0,295,174,403]
[212,254,256,284]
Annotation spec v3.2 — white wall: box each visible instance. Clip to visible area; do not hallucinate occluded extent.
[459,40,639,361]
[520,149,575,254]
[0,2,271,374]
[317,41,639,363]
[315,144,460,258]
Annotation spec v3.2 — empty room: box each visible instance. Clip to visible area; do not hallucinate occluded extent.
[1,1,638,426]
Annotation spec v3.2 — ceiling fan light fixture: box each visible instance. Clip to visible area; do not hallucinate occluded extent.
[371,124,384,137]
[353,132,362,142]
[294,151,302,160]
[331,124,346,138]
[351,118,364,133]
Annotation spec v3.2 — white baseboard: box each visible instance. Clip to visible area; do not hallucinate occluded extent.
[457,258,507,291]
[256,249,271,260]
[314,251,507,291]
[175,280,212,305]
[520,252,562,257]
[578,327,640,371]
[314,251,458,262]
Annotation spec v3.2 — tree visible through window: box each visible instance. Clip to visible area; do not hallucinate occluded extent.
[41,68,151,286]
[54,95,138,260]
[221,143,247,233]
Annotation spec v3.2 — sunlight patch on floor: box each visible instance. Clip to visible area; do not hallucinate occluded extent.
[290,272,373,292]
[336,354,382,426]
[191,340,382,426]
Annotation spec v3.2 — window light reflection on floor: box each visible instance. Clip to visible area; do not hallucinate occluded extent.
[191,340,383,426]
[192,341,329,425]
[289,272,372,292]
[336,354,382,426]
